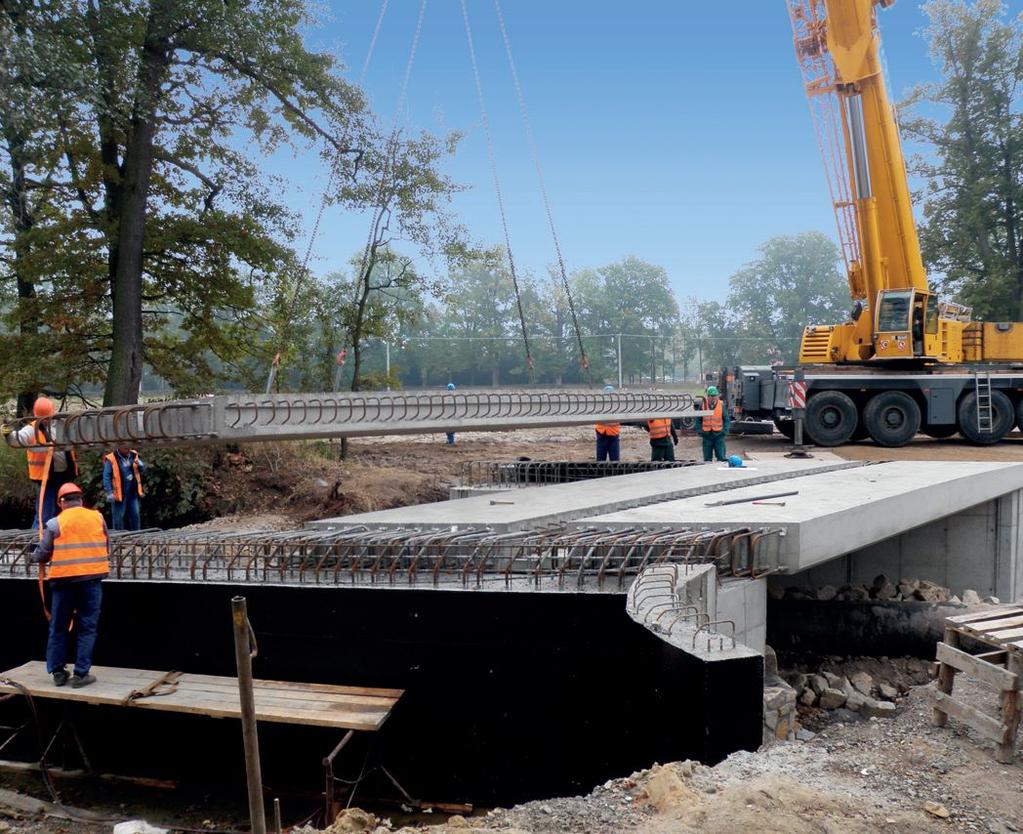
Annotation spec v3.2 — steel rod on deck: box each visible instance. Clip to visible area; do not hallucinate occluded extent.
[232,596,267,834]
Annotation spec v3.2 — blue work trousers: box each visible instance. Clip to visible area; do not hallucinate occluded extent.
[701,431,728,462]
[446,432,456,445]
[110,495,141,531]
[595,432,620,461]
[46,579,103,676]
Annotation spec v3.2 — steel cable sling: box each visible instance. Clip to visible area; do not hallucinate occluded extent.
[459,0,535,383]
[263,0,393,394]
[492,0,590,376]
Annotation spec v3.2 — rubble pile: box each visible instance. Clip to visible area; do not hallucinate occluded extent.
[772,574,1001,605]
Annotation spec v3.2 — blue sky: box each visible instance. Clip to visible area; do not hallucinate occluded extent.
[272,1,1022,304]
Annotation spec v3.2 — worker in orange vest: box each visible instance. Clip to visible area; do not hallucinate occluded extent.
[696,385,730,462]
[12,397,79,528]
[31,482,110,689]
[647,417,678,461]
[595,385,621,461]
[102,447,147,530]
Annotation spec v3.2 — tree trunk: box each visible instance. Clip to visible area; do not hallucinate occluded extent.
[103,15,169,406]
[3,123,40,416]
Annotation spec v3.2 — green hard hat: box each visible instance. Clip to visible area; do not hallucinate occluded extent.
[706,386,719,396]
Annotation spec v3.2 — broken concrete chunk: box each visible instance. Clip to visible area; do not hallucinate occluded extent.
[821,671,844,689]
[764,645,779,676]
[878,682,899,701]
[845,690,868,712]
[799,688,817,707]
[809,674,830,696]
[983,596,1001,604]
[819,688,847,710]
[962,589,982,606]
[863,700,897,718]
[849,671,873,696]
[816,584,837,601]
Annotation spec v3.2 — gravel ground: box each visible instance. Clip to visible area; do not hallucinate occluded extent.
[2,673,1020,834]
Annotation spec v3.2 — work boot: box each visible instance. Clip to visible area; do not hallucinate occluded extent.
[70,673,96,689]
[52,669,69,687]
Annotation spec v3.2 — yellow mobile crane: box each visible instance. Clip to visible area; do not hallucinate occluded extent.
[729,0,1023,448]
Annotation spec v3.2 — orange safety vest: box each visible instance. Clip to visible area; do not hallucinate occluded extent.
[47,506,109,581]
[648,418,672,440]
[703,399,724,432]
[594,422,621,437]
[25,421,77,482]
[104,451,144,501]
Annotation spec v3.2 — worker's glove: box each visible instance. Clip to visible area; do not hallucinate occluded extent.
[672,436,679,446]
[106,493,115,503]
[0,423,10,438]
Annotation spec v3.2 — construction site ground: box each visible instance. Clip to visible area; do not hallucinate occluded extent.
[1,671,1020,833]
[2,426,1023,832]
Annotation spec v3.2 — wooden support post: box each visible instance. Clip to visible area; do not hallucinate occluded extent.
[232,597,267,834]
[998,655,1023,764]
[932,626,960,728]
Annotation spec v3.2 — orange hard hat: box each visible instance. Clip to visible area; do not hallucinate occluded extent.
[33,397,55,418]
[57,483,83,500]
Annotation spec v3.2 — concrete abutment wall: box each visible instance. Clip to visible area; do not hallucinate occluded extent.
[776,489,1023,602]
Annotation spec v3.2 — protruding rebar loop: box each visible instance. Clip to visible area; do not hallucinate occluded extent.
[692,619,737,652]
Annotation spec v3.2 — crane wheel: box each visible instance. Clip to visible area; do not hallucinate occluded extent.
[773,417,795,440]
[958,390,1013,445]
[1014,397,1023,434]
[804,391,858,446]
[863,391,921,447]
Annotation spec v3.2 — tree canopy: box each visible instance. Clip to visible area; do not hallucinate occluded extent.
[903,0,1023,321]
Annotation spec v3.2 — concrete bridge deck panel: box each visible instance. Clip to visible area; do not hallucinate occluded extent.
[308,457,858,532]
[580,461,1023,571]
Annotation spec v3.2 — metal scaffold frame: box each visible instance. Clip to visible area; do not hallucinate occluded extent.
[3,390,702,451]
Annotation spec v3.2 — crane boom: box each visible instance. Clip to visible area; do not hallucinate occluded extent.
[788,0,970,363]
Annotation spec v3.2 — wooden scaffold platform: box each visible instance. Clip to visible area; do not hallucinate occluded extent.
[0,660,404,823]
[929,605,1023,763]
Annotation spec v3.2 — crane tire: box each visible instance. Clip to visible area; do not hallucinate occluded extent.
[863,391,921,447]
[1015,397,1023,433]
[773,417,795,440]
[804,391,858,446]
[958,390,1013,445]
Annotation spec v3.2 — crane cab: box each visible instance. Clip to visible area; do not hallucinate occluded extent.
[873,289,940,359]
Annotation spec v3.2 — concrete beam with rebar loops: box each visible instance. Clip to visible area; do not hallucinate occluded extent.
[2,390,707,450]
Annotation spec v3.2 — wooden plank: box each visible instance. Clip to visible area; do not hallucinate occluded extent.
[936,643,1020,691]
[0,662,399,732]
[25,663,402,701]
[961,614,1023,633]
[976,649,1009,663]
[925,689,1007,741]
[947,607,1023,625]
[987,626,1023,643]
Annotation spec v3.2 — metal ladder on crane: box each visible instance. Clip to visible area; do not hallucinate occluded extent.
[974,371,994,433]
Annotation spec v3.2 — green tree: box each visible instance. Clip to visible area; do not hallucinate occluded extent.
[572,256,680,383]
[722,233,848,364]
[902,0,1023,320]
[0,0,371,406]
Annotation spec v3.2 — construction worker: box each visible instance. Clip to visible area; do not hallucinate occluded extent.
[31,482,109,688]
[445,383,457,445]
[696,385,730,462]
[102,447,146,531]
[13,397,78,528]
[647,417,678,462]
[595,385,621,461]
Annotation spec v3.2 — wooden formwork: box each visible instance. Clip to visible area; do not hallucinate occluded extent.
[929,606,1023,764]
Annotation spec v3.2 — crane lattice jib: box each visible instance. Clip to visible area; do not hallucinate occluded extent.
[787,0,861,283]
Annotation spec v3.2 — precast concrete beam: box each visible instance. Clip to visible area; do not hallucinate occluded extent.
[310,458,863,532]
[3,390,709,450]
[582,461,1023,572]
